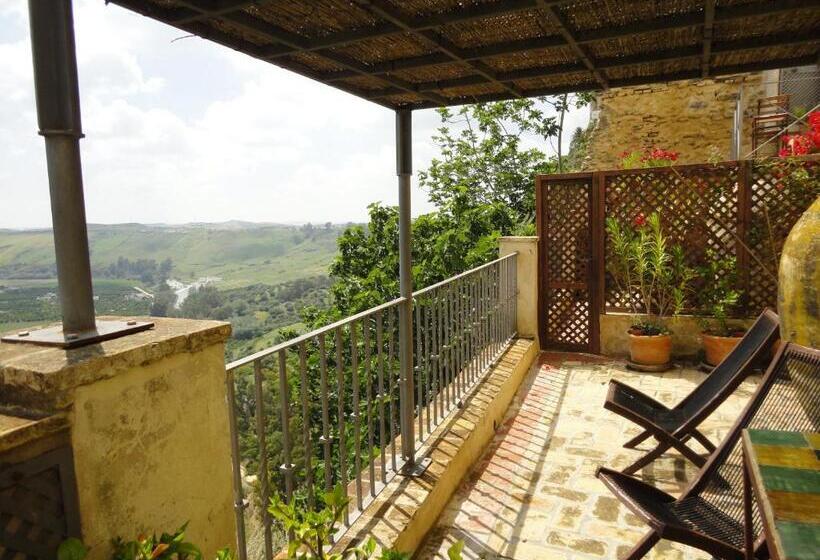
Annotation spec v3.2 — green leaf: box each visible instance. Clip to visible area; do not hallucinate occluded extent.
[447,540,464,560]
[58,539,89,560]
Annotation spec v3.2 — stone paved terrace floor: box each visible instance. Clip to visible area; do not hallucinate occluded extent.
[417,352,760,560]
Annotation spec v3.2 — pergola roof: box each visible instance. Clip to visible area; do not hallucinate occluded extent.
[109,0,820,109]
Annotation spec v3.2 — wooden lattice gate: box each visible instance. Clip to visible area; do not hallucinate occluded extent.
[536,173,602,353]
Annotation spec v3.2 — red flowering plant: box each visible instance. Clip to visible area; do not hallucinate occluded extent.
[619,147,679,169]
[778,111,820,157]
[754,110,820,275]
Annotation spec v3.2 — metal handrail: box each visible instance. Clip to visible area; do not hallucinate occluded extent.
[226,296,406,371]
[412,253,516,297]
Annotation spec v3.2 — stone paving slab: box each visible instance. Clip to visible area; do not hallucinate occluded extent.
[418,352,760,559]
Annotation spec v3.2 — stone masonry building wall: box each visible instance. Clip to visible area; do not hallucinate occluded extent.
[583,71,779,170]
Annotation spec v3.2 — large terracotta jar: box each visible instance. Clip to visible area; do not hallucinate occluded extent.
[629,333,672,367]
[701,333,742,366]
[778,197,819,347]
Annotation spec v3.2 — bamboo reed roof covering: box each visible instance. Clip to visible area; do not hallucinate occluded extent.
[109,0,820,109]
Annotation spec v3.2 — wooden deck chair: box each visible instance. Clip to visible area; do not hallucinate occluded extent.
[597,343,820,560]
[605,309,780,474]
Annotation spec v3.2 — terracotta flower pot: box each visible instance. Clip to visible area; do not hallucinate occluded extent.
[628,333,672,366]
[701,333,742,366]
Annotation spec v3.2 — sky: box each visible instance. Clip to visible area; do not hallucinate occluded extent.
[0,0,589,229]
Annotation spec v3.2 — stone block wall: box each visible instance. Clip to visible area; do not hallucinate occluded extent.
[583,71,779,170]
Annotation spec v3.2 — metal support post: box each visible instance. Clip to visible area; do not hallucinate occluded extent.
[3,0,152,348]
[396,109,425,474]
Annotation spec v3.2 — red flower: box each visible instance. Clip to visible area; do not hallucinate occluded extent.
[633,213,647,227]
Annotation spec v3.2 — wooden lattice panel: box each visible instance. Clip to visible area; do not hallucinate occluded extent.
[602,163,740,313]
[0,447,80,560]
[541,177,592,350]
[746,162,819,312]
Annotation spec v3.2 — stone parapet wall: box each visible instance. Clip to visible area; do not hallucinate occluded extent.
[0,317,235,559]
[584,71,778,170]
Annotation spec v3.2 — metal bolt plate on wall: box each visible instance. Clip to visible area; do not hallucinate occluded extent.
[400,456,432,477]
[1,319,154,349]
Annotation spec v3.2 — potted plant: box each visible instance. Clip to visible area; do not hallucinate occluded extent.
[696,250,745,367]
[606,212,694,370]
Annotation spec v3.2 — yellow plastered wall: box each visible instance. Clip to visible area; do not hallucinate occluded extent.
[499,236,538,341]
[599,313,755,359]
[69,342,235,558]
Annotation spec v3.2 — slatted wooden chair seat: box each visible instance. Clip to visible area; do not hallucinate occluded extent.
[597,343,820,560]
[605,309,780,474]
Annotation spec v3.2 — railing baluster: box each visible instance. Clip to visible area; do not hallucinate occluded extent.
[414,299,424,442]
[335,327,348,525]
[363,319,376,498]
[440,287,448,411]
[388,309,397,473]
[451,286,458,403]
[375,311,387,484]
[436,289,445,420]
[424,299,432,435]
[298,341,313,509]
[470,275,477,384]
[319,333,332,493]
[350,321,362,511]
[253,360,273,560]
[225,369,248,560]
[278,351,294,503]
[458,277,466,401]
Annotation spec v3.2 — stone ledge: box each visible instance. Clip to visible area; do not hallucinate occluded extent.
[0,316,231,412]
[0,411,68,455]
[331,338,539,556]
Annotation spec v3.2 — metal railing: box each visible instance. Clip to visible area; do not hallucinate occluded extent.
[225,253,517,559]
[410,253,518,443]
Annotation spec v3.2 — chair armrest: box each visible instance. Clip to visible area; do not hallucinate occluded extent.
[607,379,671,414]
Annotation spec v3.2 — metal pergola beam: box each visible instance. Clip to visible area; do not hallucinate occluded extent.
[356,0,524,98]
[178,0,450,106]
[108,0,399,109]
[537,0,608,89]
[321,0,817,82]
[362,34,819,100]
[262,0,561,59]
[409,54,818,109]
[701,0,716,77]
[172,0,255,25]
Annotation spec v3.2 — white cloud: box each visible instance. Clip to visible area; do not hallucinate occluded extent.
[0,0,587,229]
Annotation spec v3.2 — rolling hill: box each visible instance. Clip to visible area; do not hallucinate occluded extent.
[0,222,344,289]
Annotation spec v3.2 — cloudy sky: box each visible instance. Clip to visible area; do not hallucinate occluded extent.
[0,0,589,229]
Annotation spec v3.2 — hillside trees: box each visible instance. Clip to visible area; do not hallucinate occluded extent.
[307,96,589,323]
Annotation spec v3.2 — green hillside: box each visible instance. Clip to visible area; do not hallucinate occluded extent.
[0,222,343,288]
